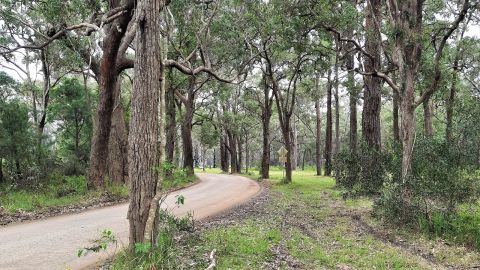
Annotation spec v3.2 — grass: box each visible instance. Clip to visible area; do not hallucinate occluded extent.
[0,175,128,213]
[0,170,197,214]
[178,168,480,269]
[108,167,480,269]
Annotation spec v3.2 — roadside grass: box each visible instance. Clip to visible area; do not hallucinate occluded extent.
[178,168,480,269]
[0,170,197,214]
[0,175,128,213]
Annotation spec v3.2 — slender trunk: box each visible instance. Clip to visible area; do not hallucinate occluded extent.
[423,99,434,138]
[393,90,400,143]
[446,22,466,144]
[334,51,340,154]
[362,0,382,151]
[39,49,50,134]
[220,133,229,172]
[302,149,306,171]
[108,81,129,184]
[400,71,417,181]
[325,70,333,176]
[245,134,249,173]
[261,114,271,179]
[291,118,298,170]
[213,148,216,168]
[165,79,176,175]
[227,131,238,174]
[237,138,242,173]
[128,0,162,249]
[181,101,194,175]
[282,118,293,183]
[315,98,322,176]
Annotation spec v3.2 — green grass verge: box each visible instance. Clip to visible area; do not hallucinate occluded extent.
[109,167,480,269]
[0,170,197,214]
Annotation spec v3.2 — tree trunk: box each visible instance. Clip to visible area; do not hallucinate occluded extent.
[127,0,162,249]
[227,131,238,174]
[108,81,129,184]
[324,69,333,176]
[393,90,400,143]
[87,5,133,190]
[237,138,242,173]
[281,118,293,183]
[181,101,194,175]
[362,0,382,151]
[291,118,298,170]
[165,76,176,177]
[334,51,340,154]
[315,98,322,176]
[39,49,51,134]
[220,133,229,172]
[400,71,417,181]
[446,22,465,144]
[261,113,271,179]
[423,99,434,138]
[245,134,249,173]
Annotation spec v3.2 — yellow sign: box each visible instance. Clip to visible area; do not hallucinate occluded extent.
[277,146,288,157]
[279,156,287,163]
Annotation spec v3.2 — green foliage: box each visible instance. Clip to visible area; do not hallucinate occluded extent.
[374,138,479,230]
[111,210,195,270]
[50,78,93,175]
[77,229,116,257]
[334,142,388,195]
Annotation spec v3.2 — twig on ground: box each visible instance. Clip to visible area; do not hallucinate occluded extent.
[205,249,217,270]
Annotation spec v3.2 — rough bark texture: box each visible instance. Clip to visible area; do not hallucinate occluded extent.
[362,0,382,151]
[88,3,133,190]
[423,99,434,138]
[181,96,194,175]
[261,111,271,179]
[334,52,341,154]
[165,78,176,178]
[393,89,400,143]
[108,81,129,184]
[261,76,274,179]
[393,0,424,180]
[291,118,298,170]
[128,0,161,249]
[324,70,333,176]
[346,37,358,153]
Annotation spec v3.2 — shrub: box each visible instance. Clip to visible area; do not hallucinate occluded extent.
[374,138,479,231]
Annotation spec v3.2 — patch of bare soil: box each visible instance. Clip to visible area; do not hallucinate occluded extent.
[0,193,127,226]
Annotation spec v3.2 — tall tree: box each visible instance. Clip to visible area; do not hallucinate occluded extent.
[127,0,163,249]
[324,69,333,176]
[362,0,382,151]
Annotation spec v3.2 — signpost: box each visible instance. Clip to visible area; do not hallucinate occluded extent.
[277,146,288,181]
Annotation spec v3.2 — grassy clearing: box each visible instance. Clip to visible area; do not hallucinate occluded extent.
[179,169,480,269]
[109,168,480,269]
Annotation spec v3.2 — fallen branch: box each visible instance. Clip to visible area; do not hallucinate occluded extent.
[205,249,217,270]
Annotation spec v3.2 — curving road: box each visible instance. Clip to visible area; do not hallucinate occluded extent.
[0,173,260,270]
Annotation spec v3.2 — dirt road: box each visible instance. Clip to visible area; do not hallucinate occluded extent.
[0,173,260,270]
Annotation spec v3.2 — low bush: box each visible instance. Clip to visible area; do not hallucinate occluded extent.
[374,138,480,247]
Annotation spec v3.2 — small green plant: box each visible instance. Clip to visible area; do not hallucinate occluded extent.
[77,229,117,257]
